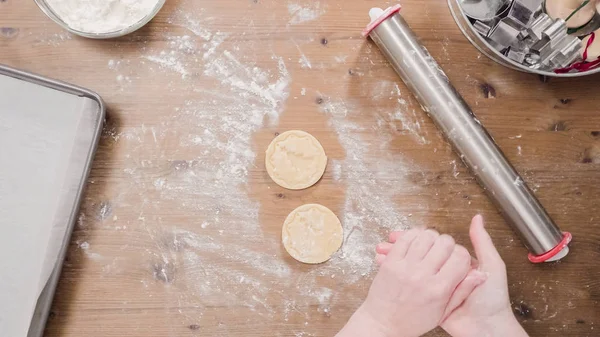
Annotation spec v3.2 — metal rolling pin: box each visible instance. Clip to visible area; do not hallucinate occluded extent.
[363,5,572,263]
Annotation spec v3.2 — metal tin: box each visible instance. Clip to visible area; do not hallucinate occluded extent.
[449,0,600,77]
[460,0,513,21]
[0,64,105,337]
[33,0,166,39]
[364,8,571,262]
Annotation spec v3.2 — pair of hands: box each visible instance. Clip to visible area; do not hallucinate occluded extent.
[337,215,529,337]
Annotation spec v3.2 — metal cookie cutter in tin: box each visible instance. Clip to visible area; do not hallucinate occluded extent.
[450,0,600,76]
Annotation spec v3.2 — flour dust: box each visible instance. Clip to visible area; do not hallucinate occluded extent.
[287,2,327,25]
[71,1,422,334]
[316,96,420,282]
[71,2,344,331]
[31,31,72,47]
[371,81,430,145]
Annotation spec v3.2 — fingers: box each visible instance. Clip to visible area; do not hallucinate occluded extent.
[379,218,489,269]
[437,245,472,291]
[469,215,503,269]
[471,256,479,269]
[389,231,405,243]
[374,230,415,265]
[441,269,487,322]
[387,228,423,261]
[422,234,456,272]
[405,230,439,261]
[377,230,414,255]
[376,242,394,255]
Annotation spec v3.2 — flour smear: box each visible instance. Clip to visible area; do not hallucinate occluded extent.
[75,1,421,334]
[287,2,327,25]
[316,96,418,282]
[79,3,341,330]
[372,81,430,145]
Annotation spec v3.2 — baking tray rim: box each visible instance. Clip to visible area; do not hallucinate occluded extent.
[0,63,106,337]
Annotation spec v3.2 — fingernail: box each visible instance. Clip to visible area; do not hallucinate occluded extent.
[474,214,484,227]
[375,243,387,254]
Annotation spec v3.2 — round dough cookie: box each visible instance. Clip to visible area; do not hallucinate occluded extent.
[265,130,327,190]
[545,0,596,29]
[282,204,343,264]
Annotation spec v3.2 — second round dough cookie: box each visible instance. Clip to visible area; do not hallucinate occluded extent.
[265,130,327,190]
[282,204,343,264]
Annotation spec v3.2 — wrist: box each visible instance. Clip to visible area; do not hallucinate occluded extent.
[486,309,528,337]
[456,309,528,337]
[335,305,392,337]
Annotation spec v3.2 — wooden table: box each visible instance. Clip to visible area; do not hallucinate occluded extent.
[2,0,600,336]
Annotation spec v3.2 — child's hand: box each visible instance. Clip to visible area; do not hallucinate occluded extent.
[337,228,481,337]
[440,215,529,337]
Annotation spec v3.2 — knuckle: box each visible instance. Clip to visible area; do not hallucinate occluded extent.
[454,245,470,260]
[381,260,396,274]
[409,273,422,284]
[389,231,402,241]
[425,229,440,240]
[438,234,455,247]
[415,229,439,246]
[430,284,450,299]
[401,229,419,243]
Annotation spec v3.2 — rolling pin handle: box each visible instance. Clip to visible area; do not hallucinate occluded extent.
[528,232,572,263]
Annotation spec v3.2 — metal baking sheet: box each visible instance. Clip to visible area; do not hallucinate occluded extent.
[0,64,105,337]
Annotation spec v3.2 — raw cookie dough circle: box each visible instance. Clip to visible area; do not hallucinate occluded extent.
[282,204,343,264]
[265,130,327,190]
[545,0,596,29]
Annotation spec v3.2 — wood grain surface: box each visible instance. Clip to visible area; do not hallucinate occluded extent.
[1,0,600,336]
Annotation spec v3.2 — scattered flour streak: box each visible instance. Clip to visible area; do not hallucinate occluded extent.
[167,8,213,40]
[142,53,190,78]
[79,4,420,334]
[318,97,416,281]
[287,2,326,25]
[108,12,314,320]
[204,51,290,122]
[299,54,312,69]
[372,81,430,145]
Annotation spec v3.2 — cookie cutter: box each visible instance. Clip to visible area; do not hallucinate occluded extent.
[450,0,600,76]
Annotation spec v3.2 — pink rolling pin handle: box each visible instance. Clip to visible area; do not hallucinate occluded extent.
[362,4,402,37]
[528,232,572,263]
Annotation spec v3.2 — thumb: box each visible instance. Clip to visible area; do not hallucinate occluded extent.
[441,269,487,323]
[469,215,503,268]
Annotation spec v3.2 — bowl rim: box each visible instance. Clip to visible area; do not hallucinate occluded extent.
[448,0,600,78]
[33,0,166,39]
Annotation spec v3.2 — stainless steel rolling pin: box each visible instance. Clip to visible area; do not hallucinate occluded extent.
[363,5,572,263]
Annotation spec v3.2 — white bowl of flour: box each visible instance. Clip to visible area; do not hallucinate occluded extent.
[34,0,165,39]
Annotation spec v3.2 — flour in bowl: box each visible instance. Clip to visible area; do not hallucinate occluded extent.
[44,0,161,34]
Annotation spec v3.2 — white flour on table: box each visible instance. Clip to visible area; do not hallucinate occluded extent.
[70,1,419,333]
[31,31,72,46]
[315,97,418,282]
[372,81,429,145]
[287,2,326,25]
[88,5,318,320]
